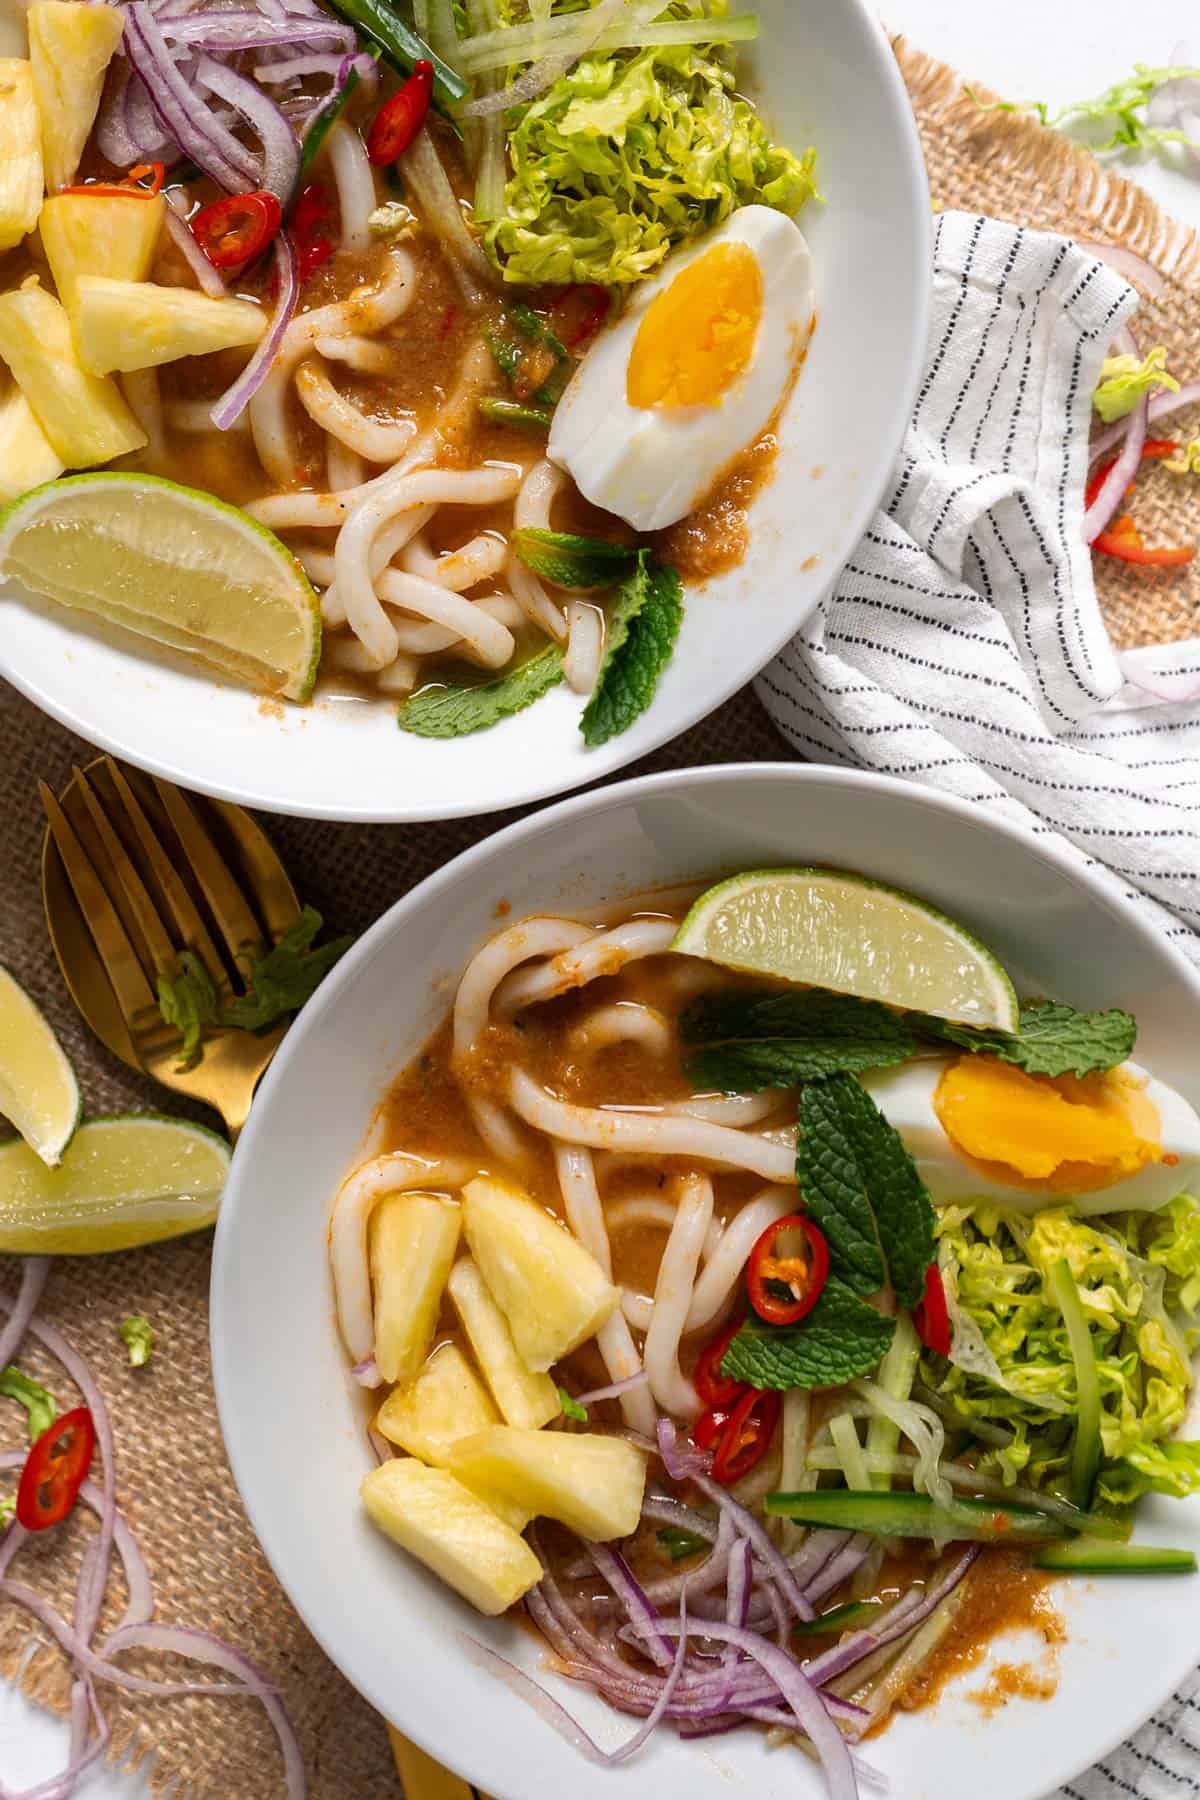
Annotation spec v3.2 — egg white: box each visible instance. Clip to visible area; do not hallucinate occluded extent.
[547,206,815,532]
[860,1057,1200,1216]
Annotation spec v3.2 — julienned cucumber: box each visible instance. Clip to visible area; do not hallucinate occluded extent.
[765,1489,1066,1543]
[1034,1539,1197,1574]
[793,1600,883,1636]
[1048,1256,1101,1510]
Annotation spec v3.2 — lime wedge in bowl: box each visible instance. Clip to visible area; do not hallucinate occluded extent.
[672,867,1020,1029]
[0,1115,230,1253]
[0,966,80,1166]
[0,473,320,701]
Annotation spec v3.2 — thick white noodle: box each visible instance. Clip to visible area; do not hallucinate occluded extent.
[666,1092,786,1128]
[400,530,507,592]
[469,1094,529,1168]
[249,249,415,485]
[374,657,420,695]
[337,465,521,667]
[327,118,376,254]
[330,1153,474,1361]
[293,543,336,587]
[374,567,515,667]
[567,1001,672,1057]
[453,917,592,1058]
[119,369,164,464]
[298,361,417,463]
[564,600,603,693]
[313,333,397,375]
[326,434,365,493]
[618,1188,792,1336]
[386,593,524,658]
[507,1069,798,1183]
[508,556,567,642]
[327,635,419,692]
[322,508,438,625]
[496,918,677,1015]
[642,1173,712,1420]
[514,456,566,532]
[554,1146,656,1435]
[165,399,250,434]
[605,1195,723,1262]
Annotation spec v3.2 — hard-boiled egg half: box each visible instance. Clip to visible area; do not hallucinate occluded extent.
[861,1055,1200,1216]
[547,206,814,531]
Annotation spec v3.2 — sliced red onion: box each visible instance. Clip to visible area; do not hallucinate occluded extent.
[575,1371,650,1407]
[124,3,259,189]
[124,70,181,162]
[0,1257,49,1369]
[194,55,300,200]
[1085,392,1148,541]
[789,1527,853,1591]
[255,53,345,82]
[640,1510,734,1606]
[367,1427,390,1465]
[103,1625,305,1798]
[95,63,144,167]
[460,1635,620,1765]
[725,1537,751,1633]
[639,1494,718,1542]
[211,233,297,429]
[586,1544,675,1670]
[804,1534,873,1609]
[1077,239,1168,298]
[164,12,355,50]
[607,1598,688,1765]
[1090,378,1200,464]
[804,1546,980,1690]
[165,192,229,298]
[351,1354,381,1388]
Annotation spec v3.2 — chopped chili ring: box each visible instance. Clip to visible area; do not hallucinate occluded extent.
[366,60,434,166]
[291,182,335,282]
[746,1213,829,1327]
[913,1262,951,1357]
[549,283,611,352]
[16,1407,95,1533]
[693,1318,747,1410]
[692,1406,732,1452]
[190,190,282,271]
[711,1387,780,1486]
[61,161,165,200]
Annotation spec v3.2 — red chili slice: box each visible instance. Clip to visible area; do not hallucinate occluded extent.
[913,1262,951,1357]
[693,1318,747,1410]
[746,1214,830,1327]
[16,1407,96,1532]
[191,190,282,271]
[61,160,166,200]
[290,182,335,282]
[711,1387,780,1486]
[366,60,433,165]
[1085,441,1194,565]
[549,283,611,352]
[691,1406,731,1452]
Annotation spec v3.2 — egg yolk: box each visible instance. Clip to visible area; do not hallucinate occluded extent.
[933,1055,1162,1193]
[626,242,763,410]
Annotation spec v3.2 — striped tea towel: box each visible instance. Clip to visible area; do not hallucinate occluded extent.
[756,212,1200,972]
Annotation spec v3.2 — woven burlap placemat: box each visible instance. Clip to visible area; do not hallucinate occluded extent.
[1,36,1198,1798]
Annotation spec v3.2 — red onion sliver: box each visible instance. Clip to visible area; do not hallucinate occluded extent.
[1090,377,1200,465]
[805,1546,980,1689]
[0,1257,49,1370]
[1076,239,1168,298]
[574,1371,650,1407]
[125,3,258,189]
[194,54,300,200]
[211,233,297,429]
[165,193,228,298]
[586,1544,675,1670]
[1085,392,1148,541]
[351,1354,381,1388]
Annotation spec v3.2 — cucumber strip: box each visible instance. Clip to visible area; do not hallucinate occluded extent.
[765,1488,1066,1543]
[478,397,552,433]
[1034,1538,1197,1574]
[320,0,467,105]
[793,1600,884,1637]
[828,1410,872,1491]
[1048,1256,1101,1510]
[864,1310,919,1491]
[297,51,379,184]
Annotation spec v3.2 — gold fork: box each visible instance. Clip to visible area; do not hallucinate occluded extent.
[39,755,481,1798]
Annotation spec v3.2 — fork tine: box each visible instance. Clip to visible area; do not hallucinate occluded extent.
[72,765,181,983]
[39,780,159,1025]
[208,799,302,945]
[152,778,266,978]
[103,760,235,1002]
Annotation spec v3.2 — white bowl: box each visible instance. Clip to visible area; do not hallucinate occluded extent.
[0,0,929,823]
[212,764,1200,1800]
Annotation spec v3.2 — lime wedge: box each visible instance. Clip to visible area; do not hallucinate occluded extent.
[672,868,1020,1030]
[0,473,320,701]
[0,1115,230,1253]
[0,966,80,1167]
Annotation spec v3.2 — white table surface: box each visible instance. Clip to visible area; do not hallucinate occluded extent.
[3,1,1198,1793]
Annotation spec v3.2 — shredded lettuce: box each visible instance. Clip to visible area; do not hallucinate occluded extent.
[924,1198,1200,1506]
[485,25,816,285]
[968,65,1200,160]
[1093,346,1179,424]
[1166,438,1200,477]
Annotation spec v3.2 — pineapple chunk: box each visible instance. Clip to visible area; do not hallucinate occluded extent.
[27,2,123,194]
[0,379,62,501]
[0,61,42,253]
[447,1427,647,1542]
[40,194,166,316]
[73,278,267,376]
[361,1459,541,1616]
[370,1192,461,1386]
[447,1257,559,1430]
[0,281,145,467]
[375,1343,531,1533]
[463,1176,618,1372]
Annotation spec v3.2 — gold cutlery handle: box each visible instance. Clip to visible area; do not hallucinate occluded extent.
[388,1726,489,1800]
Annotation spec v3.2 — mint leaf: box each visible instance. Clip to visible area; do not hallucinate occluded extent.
[223,906,352,1032]
[0,1366,58,1442]
[157,950,220,1070]
[580,556,683,748]
[721,1278,895,1390]
[557,1387,588,1422]
[512,527,639,590]
[681,990,916,1092]
[919,1000,1136,1079]
[800,1074,934,1309]
[119,1315,153,1368]
[397,644,564,739]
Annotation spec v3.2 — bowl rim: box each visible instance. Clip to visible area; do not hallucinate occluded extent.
[0,0,931,826]
[212,759,1200,1796]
